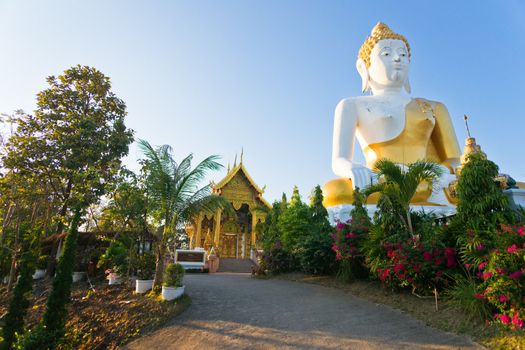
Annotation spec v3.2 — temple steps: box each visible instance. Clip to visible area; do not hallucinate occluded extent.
[218,258,254,273]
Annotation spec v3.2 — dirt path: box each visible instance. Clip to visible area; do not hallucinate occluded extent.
[123,273,482,350]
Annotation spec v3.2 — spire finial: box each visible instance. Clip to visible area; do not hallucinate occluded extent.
[464,114,472,138]
[240,147,244,164]
[233,153,237,168]
[227,162,231,173]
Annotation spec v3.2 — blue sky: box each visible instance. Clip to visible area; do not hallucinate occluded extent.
[1,1,524,202]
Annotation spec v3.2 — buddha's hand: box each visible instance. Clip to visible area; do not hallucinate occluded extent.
[350,165,377,190]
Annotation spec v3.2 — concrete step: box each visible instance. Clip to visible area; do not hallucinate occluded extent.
[218,258,254,273]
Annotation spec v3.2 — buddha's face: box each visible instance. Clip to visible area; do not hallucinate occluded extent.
[368,39,409,88]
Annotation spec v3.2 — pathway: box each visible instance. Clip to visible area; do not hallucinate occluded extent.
[124,273,482,350]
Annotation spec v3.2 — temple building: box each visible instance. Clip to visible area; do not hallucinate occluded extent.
[187,157,270,259]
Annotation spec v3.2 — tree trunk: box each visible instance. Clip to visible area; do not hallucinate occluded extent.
[406,209,414,237]
[47,179,73,277]
[152,241,166,293]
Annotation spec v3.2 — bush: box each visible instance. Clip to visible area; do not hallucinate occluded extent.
[97,239,129,276]
[135,252,156,280]
[36,255,48,270]
[295,230,335,275]
[469,224,525,329]
[163,263,184,287]
[264,241,295,274]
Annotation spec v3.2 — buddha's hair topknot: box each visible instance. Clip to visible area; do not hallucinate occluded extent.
[358,22,411,68]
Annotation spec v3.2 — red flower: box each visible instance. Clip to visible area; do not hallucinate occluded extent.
[509,270,523,279]
[475,244,486,251]
[499,294,509,303]
[394,263,404,274]
[422,251,433,262]
[512,312,524,328]
[478,262,487,270]
[518,226,525,237]
[507,244,519,254]
[473,293,484,300]
[336,222,345,231]
[495,267,506,275]
[482,271,493,280]
[499,314,511,325]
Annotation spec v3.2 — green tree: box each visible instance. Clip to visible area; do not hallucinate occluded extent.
[365,159,443,237]
[455,153,512,230]
[5,66,133,347]
[279,186,310,250]
[138,139,230,290]
[3,65,133,274]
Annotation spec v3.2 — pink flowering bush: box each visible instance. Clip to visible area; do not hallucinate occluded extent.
[331,216,370,281]
[470,224,525,329]
[372,237,458,294]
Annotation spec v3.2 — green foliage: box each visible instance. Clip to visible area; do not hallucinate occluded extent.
[366,159,443,236]
[138,139,230,290]
[261,201,282,252]
[264,241,295,274]
[20,209,83,349]
[278,186,311,251]
[445,274,492,321]
[163,263,185,287]
[135,252,156,280]
[1,232,37,350]
[36,255,48,270]
[4,65,134,215]
[295,230,335,275]
[97,237,130,276]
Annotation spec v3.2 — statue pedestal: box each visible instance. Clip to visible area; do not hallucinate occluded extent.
[504,189,525,210]
[326,204,457,225]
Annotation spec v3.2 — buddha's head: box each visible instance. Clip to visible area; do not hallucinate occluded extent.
[357,23,411,94]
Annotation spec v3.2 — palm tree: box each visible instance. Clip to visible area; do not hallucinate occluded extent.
[138,139,231,290]
[364,159,443,237]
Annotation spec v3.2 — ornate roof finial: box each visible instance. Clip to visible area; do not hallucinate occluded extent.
[358,22,411,68]
[240,147,244,164]
[464,114,472,138]
[227,162,231,173]
[233,153,237,168]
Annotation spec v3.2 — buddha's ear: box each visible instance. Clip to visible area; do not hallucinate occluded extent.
[404,77,411,94]
[356,58,370,93]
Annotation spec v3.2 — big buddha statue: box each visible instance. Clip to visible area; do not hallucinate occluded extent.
[323,23,462,219]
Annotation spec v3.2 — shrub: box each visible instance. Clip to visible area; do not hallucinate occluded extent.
[36,255,49,270]
[135,252,156,280]
[264,241,295,274]
[295,230,335,275]
[97,239,129,276]
[163,263,185,287]
[470,224,525,329]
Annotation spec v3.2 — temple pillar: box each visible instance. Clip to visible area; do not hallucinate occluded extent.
[194,212,204,248]
[214,209,221,248]
[251,210,257,246]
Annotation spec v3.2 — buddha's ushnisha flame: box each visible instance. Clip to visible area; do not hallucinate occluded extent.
[358,22,411,68]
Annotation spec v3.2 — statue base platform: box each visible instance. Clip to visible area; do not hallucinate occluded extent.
[503,188,525,211]
[326,203,457,226]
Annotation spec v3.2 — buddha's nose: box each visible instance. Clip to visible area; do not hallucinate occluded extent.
[393,55,401,62]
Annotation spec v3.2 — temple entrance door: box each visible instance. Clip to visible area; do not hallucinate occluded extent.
[221,233,238,258]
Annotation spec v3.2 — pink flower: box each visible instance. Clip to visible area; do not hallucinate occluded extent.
[499,294,509,303]
[475,244,486,251]
[518,226,525,236]
[423,251,433,262]
[336,222,345,231]
[512,312,524,328]
[483,271,493,280]
[394,264,404,274]
[499,314,511,324]
[495,267,506,275]
[507,244,519,254]
[478,262,487,270]
[473,293,484,300]
[345,232,356,239]
[509,270,523,279]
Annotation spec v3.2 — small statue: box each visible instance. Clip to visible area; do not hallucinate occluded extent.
[324,23,461,209]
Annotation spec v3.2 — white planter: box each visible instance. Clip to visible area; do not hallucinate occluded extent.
[108,273,121,285]
[32,269,46,280]
[72,272,86,283]
[135,279,154,294]
[161,285,185,301]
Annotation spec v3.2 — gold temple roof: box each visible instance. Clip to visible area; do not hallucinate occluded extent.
[212,161,271,209]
